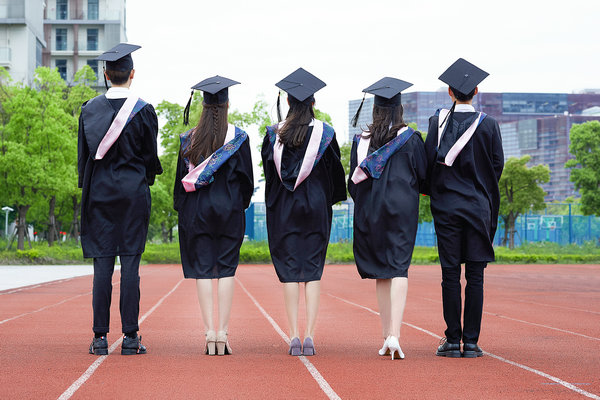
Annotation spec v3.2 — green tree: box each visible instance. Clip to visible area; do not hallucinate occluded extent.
[566,121,600,216]
[499,155,550,249]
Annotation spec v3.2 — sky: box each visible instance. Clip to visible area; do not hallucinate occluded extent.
[125,0,599,148]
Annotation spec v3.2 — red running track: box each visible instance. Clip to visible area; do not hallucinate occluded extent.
[0,264,599,399]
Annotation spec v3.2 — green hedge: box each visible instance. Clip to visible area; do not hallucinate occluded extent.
[0,240,599,265]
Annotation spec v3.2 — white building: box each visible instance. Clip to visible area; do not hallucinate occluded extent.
[0,0,46,85]
[43,0,126,87]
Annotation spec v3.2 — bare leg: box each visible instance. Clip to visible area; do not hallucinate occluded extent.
[376,279,392,338]
[217,277,235,333]
[283,282,300,339]
[389,277,408,339]
[304,280,321,339]
[195,279,214,333]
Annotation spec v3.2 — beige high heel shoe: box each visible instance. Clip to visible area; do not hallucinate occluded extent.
[216,331,232,356]
[378,337,391,356]
[205,330,216,355]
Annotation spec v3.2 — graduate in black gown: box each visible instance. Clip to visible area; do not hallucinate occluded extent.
[423,59,504,358]
[79,44,162,355]
[173,76,253,356]
[348,78,427,360]
[261,68,346,356]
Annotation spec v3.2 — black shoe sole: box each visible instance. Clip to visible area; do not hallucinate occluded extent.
[91,348,108,355]
[463,351,483,358]
[121,348,146,355]
[436,350,461,358]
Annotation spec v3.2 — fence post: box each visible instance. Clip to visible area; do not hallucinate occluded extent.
[568,203,572,244]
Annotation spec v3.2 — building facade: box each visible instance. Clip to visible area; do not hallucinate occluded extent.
[347,91,600,201]
[43,0,126,87]
[0,0,46,84]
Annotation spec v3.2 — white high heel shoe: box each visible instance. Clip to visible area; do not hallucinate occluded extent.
[378,337,390,356]
[387,336,405,360]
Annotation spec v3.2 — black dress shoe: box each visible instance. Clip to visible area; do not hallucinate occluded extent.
[463,343,483,358]
[121,334,147,355]
[89,336,108,355]
[436,338,461,358]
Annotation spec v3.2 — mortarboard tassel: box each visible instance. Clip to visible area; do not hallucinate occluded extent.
[102,66,109,91]
[439,101,456,128]
[183,90,194,126]
[276,91,282,122]
[351,93,366,128]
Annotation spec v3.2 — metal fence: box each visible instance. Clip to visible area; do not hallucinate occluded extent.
[245,202,600,246]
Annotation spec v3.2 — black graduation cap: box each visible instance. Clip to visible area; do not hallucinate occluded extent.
[183,75,240,125]
[275,68,325,121]
[351,77,413,127]
[439,58,489,96]
[95,43,140,72]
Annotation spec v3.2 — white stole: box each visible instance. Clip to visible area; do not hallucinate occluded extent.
[181,124,236,192]
[437,109,483,167]
[94,95,139,160]
[273,119,324,191]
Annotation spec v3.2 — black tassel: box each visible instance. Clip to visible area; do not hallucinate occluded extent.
[276,91,282,122]
[102,66,108,90]
[439,101,456,128]
[183,90,193,126]
[351,93,366,128]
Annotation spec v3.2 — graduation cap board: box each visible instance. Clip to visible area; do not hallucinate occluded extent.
[183,75,240,125]
[351,77,413,127]
[439,58,489,96]
[275,68,326,121]
[94,43,140,90]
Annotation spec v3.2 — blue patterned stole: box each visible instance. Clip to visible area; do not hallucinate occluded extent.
[180,125,248,190]
[354,127,415,180]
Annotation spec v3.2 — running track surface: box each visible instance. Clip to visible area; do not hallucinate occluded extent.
[1,264,599,400]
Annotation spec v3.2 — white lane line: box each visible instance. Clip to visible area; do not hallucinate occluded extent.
[236,277,341,400]
[513,299,600,316]
[1,280,122,326]
[420,297,600,342]
[57,278,184,400]
[0,278,77,295]
[327,293,600,400]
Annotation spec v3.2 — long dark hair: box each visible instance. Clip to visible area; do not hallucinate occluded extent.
[363,104,407,149]
[182,102,228,165]
[277,96,315,148]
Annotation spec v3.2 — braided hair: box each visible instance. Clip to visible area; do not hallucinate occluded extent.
[182,102,228,165]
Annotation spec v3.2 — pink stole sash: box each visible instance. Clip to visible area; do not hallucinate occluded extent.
[437,109,484,167]
[351,127,409,184]
[94,95,139,160]
[273,119,324,191]
[181,123,236,192]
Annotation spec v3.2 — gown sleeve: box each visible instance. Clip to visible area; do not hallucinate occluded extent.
[327,134,347,205]
[173,145,187,212]
[261,133,275,199]
[422,116,439,196]
[347,138,358,200]
[77,109,89,189]
[413,132,429,194]
[491,120,504,182]
[236,137,255,209]
[140,105,163,186]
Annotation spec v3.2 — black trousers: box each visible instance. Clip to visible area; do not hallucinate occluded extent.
[92,255,141,334]
[441,262,486,344]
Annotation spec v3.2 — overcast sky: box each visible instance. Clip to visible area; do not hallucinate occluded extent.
[125,0,599,145]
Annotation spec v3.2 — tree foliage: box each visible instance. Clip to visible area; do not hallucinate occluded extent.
[566,121,600,216]
[499,155,550,249]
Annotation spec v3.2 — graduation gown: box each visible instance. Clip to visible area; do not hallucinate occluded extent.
[174,125,254,279]
[349,128,427,279]
[424,108,504,267]
[78,94,162,258]
[262,120,346,283]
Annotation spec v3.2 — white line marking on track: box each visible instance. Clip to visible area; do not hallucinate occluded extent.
[57,278,184,400]
[327,293,600,400]
[236,278,341,400]
[1,280,121,325]
[513,299,600,316]
[420,297,600,341]
[0,278,76,295]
